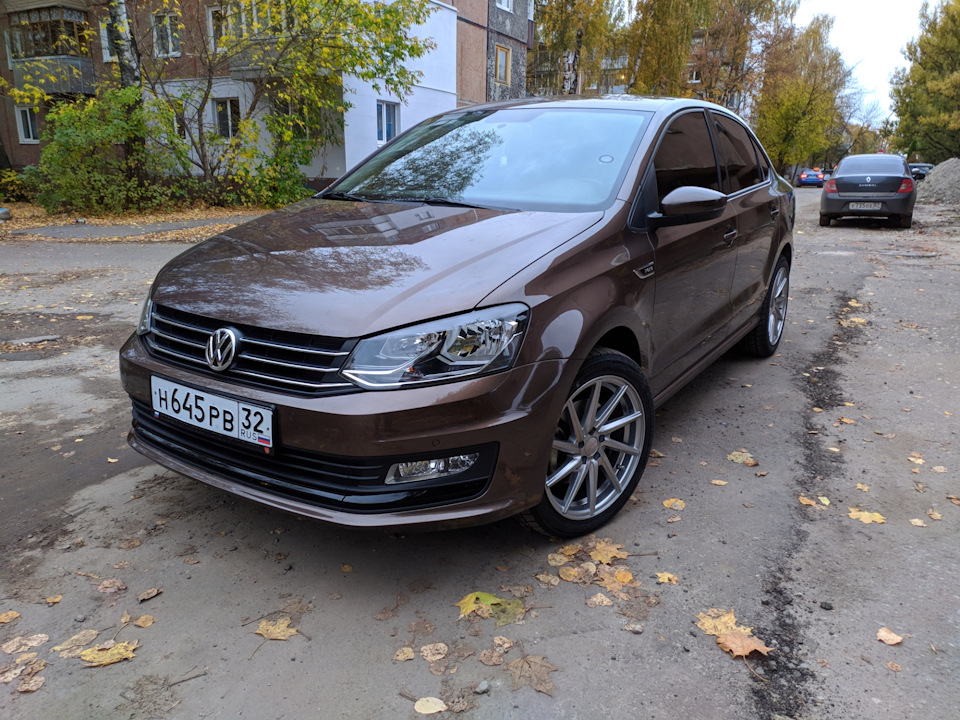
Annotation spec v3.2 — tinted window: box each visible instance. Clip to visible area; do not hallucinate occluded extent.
[836,156,906,175]
[712,114,761,192]
[333,107,653,213]
[653,111,720,204]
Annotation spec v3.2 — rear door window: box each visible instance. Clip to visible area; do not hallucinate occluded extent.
[652,110,721,205]
[711,113,762,193]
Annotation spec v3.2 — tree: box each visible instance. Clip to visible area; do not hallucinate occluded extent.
[891,0,960,162]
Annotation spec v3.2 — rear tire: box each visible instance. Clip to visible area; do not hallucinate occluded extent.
[819,214,831,227]
[742,255,790,358]
[900,213,913,229]
[521,349,653,538]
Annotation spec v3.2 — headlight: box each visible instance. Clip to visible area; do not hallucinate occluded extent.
[136,297,153,336]
[341,304,528,389]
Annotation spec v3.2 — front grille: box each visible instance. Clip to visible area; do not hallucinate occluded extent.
[145,303,356,395]
[131,401,496,514]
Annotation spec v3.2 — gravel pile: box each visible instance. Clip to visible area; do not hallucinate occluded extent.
[917,157,960,204]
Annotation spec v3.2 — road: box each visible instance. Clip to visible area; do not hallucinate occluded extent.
[1,191,958,719]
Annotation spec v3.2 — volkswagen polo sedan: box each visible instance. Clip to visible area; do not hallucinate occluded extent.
[120,96,794,537]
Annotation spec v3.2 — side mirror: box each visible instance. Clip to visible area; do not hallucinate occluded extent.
[649,186,728,227]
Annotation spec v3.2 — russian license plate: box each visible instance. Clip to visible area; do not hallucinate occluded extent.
[848,202,882,210]
[151,376,273,448]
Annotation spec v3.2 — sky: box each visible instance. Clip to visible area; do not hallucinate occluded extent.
[792,0,928,119]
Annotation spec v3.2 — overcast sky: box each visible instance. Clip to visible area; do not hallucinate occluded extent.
[793,0,928,118]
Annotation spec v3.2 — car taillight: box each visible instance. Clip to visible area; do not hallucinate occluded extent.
[824,179,837,193]
[817,173,824,180]
[800,173,808,179]
[898,178,914,193]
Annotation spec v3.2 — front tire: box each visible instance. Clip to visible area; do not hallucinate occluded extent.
[742,255,790,357]
[522,349,654,538]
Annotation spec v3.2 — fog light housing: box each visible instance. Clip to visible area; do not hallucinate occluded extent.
[386,453,480,484]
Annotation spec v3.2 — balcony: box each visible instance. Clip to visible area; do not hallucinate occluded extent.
[12,55,96,96]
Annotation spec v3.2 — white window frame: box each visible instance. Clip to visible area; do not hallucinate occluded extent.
[207,3,248,51]
[527,0,534,21]
[376,100,398,145]
[213,97,241,138]
[153,13,181,58]
[16,106,40,144]
[100,19,118,63]
[495,45,511,85]
[687,65,702,84]
[496,0,514,12]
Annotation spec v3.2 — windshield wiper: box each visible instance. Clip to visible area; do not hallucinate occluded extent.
[390,196,499,209]
[318,190,375,202]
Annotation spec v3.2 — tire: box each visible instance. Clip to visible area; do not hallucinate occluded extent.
[900,213,913,229]
[521,349,654,538]
[819,214,831,227]
[742,255,790,358]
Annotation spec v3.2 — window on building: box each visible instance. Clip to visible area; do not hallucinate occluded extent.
[100,19,120,63]
[215,98,241,138]
[9,8,88,59]
[17,107,40,144]
[528,0,534,21]
[208,3,246,49]
[496,0,514,11]
[377,101,398,144]
[495,45,511,85]
[154,13,181,58]
[687,66,702,84]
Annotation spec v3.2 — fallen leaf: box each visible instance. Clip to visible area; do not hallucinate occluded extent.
[696,609,752,637]
[649,449,666,458]
[887,661,902,672]
[80,640,138,667]
[17,675,44,693]
[75,315,93,320]
[547,553,570,567]
[504,654,558,695]
[589,541,629,564]
[755,471,768,478]
[479,648,504,666]
[107,457,119,463]
[856,483,870,492]
[254,617,298,641]
[534,573,559,586]
[909,519,927,528]
[667,515,681,523]
[586,593,613,608]
[877,627,903,645]
[45,595,62,605]
[184,557,200,565]
[655,572,677,585]
[52,630,98,658]
[818,497,831,506]
[948,495,960,506]
[839,417,856,424]
[133,615,156,628]
[456,591,501,617]
[717,631,773,657]
[1,635,49,655]
[812,407,823,413]
[711,480,728,486]
[671,436,683,443]
[799,496,816,506]
[827,447,841,453]
[558,566,580,582]
[340,564,353,573]
[662,498,686,511]
[0,611,20,624]
[420,642,448,662]
[848,508,885,524]
[558,544,581,556]
[137,587,162,603]
[931,466,947,473]
[393,647,414,661]
[927,509,942,521]
[119,538,141,550]
[414,697,448,714]
[97,579,126,594]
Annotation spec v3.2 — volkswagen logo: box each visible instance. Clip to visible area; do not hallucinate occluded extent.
[205,328,238,371]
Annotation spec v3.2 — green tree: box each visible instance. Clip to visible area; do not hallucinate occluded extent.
[891,0,960,162]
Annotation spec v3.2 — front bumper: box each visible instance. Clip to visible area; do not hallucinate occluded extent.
[120,333,572,531]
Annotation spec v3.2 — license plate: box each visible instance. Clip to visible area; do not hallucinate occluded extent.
[848,202,881,210]
[151,376,273,448]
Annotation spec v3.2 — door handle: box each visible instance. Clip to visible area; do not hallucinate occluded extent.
[770,207,780,218]
[723,228,738,244]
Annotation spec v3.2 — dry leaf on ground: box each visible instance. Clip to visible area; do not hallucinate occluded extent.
[909,519,927,527]
[662,498,686,511]
[799,496,816,506]
[133,615,156,628]
[393,647,415,662]
[927,509,942,521]
[877,627,903,645]
[1,635,49,655]
[887,661,902,672]
[589,541,629,564]
[51,630,98,658]
[137,587,162,603]
[696,609,753,637]
[97,579,126,594]
[0,611,20,624]
[848,508,885,524]
[504,654,559,695]
[80,640,138,667]
[17,675,44,693]
[586,593,613,608]
[254,617,298,641]
[655,572,678,585]
[727,450,758,466]
[420,643,448,662]
[414,697,448,714]
[711,480,728,486]
[717,632,773,657]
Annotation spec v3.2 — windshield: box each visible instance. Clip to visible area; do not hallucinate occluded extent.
[837,156,905,176]
[329,107,653,212]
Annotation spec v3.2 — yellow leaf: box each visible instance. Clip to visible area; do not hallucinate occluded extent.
[711,480,728,486]
[717,631,773,657]
[615,569,634,584]
[818,497,830,506]
[80,640,138,667]
[254,617,297,641]
[727,451,755,465]
[589,540,629,564]
[75,315,93,320]
[586,593,613,607]
[696,609,753,637]
[558,566,580,582]
[420,642,448,662]
[908,457,925,465]
[0,611,20,623]
[455,591,502,616]
[52,629,98,657]
[534,572,559,586]
[909,519,927,528]
[45,595,62,605]
[107,458,118,463]
[877,627,903,645]
[931,466,947,473]
[856,483,870,492]
[393,647,414,661]
[340,564,353,573]
[887,661,902,672]
[662,498,686,511]
[839,417,856,424]
[927,509,942,521]
[133,615,155,628]
[812,407,823,413]
[558,544,581,556]
[828,447,841,453]
[547,553,570,567]
[848,508,885,524]
[656,572,678,585]
[798,496,816,506]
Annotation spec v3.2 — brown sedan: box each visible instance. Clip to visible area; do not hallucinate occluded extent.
[120,96,794,537]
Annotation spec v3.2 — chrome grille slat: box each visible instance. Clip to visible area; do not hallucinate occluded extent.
[145,304,354,396]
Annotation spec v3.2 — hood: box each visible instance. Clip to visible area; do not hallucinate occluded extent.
[151,198,604,337]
